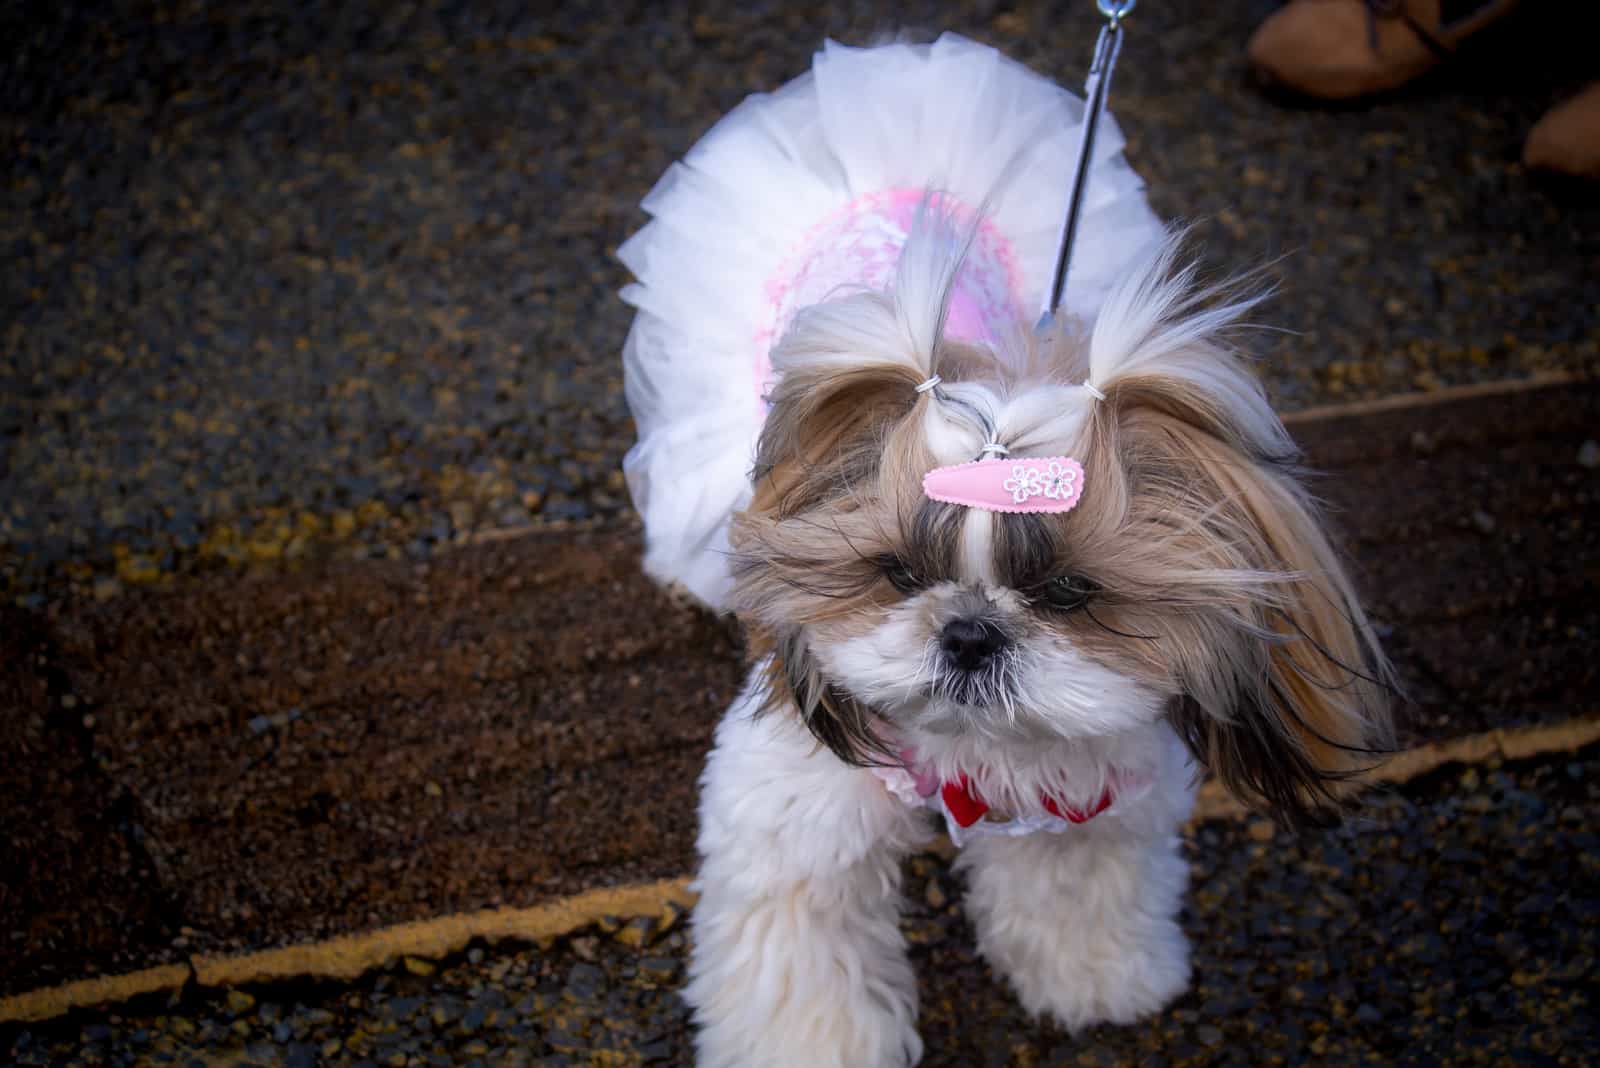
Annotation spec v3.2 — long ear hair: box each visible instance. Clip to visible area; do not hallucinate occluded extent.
[735,352,924,767]
[1150,414,1396,827]
[1088,236,1396,826]
[732,195,977,763]
[750,628,899,766]
[749,356,924,518]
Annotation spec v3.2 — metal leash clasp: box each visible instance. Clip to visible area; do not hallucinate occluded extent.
[1039,0,1136,327]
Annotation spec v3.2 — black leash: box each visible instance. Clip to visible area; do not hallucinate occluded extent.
[1041,0,1137,326]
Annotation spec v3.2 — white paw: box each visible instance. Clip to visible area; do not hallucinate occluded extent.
[995,917,1191,1033]
[686,893,924,1068]
[959,828,1194,1035]
[691,1001,921,1068]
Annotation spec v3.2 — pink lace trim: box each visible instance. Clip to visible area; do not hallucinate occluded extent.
[754,188,1024,408]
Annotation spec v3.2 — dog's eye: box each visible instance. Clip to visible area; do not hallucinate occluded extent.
[1041,573,1098,611]
[881,557,920,594]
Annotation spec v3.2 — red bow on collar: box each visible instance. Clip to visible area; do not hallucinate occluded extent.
[939,774,1116,829]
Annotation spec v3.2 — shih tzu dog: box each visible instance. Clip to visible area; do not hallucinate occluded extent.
[618,34,1392,1068]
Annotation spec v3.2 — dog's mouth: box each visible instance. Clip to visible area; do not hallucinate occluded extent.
[909,660,1026,733]
[931,671,1004,708]
[927,642,1020,707]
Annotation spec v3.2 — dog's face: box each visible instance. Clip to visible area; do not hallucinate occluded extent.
[729,235,1392,826]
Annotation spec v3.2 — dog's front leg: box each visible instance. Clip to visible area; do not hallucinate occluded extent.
[956,817,1192,1034]
[685,680,930,1068]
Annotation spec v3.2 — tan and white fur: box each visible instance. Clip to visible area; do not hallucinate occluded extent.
[681,210,1394,1066]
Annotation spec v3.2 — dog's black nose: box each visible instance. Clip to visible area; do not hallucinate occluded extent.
[940,618,1006,672]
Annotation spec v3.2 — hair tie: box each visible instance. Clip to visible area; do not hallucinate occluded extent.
[1083,382,1106,401]
[978,442,1009,457]
[915,375,942,394]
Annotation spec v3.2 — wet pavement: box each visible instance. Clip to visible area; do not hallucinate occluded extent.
[3,0,1598,602]
[6,744,1597,1067]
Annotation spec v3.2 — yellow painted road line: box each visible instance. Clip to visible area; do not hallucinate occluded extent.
[1190,717,1600,821]
[1279,370,1580,426]
[0,966,194,1028]
[4,718,1596,1025]
[192,878,697,988]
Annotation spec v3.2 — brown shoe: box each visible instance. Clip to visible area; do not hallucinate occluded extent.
[1248,0,1522,100]
[1523,82,1600,179]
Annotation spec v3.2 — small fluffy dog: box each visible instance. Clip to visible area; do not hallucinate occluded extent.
[619,34,1392,1068]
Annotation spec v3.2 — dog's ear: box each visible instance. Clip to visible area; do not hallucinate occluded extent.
[1161,460,1394,827]
[752,628,894,767]
[749,357,922,518]
[1076,238,1394,826]
[1104,377,1395,828]
[733,347,922,766]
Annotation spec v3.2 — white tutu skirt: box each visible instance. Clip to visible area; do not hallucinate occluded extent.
[619,33,1165,610]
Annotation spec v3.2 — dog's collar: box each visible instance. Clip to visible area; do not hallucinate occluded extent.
[939,773,1115,830]
[870,755,1121,845]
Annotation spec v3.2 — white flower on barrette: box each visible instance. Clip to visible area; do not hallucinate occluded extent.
[1002,465,1042,503]
[1002,461,1078,504]
[1041,460,1078,500]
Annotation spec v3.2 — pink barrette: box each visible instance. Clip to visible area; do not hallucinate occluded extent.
[922,456,1085,514]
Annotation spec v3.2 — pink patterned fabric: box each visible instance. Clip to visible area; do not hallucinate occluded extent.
[922,456,1086,514]
[755,188,1024,406]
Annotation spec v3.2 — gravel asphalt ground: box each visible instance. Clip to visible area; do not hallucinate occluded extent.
[7,745,1597,1066]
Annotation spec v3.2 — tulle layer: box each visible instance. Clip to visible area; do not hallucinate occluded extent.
[619,33,1164,609]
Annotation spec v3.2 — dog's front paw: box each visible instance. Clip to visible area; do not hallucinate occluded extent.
[994,914,1191,1033]
[687,900,923,1068]
[692,1001,921,1068]
[686,876,922,1067]
[961,830,1194,1034]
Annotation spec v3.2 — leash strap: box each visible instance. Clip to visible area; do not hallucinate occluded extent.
[1041,0,1137,324]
